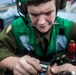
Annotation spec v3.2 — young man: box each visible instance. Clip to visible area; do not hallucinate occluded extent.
[0,0,76,75]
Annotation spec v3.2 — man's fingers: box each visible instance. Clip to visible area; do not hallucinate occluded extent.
[51,66,63,74]
[51,65,69,74]
[23,55,43,73]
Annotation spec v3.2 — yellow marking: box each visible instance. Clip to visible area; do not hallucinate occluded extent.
[6,25,12,33]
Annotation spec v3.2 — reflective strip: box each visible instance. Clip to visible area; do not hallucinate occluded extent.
[56,35,67,51]
[19,35,34,51]
[6,25,12,33]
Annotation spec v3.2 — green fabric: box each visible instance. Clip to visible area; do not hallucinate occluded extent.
[19,0,28,3]
[12,18,36,53]
[19,0,32,3]
[12,16,72,57]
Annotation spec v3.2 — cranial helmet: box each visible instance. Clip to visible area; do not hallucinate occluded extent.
[16,0,67,24]
[16,0,67,14]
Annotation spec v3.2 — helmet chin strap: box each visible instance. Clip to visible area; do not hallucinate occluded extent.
[17,8,29,25]
[17,1,31,25]
[48,21,59,25]
[28,21,59,26]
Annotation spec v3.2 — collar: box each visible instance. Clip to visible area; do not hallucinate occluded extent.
[33,27,52,44]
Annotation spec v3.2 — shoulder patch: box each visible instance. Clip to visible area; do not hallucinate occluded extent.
[6,25,12,33]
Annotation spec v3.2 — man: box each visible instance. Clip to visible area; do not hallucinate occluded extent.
[0,0,76,75]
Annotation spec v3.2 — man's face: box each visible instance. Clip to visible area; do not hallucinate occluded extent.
[27,0,56,33]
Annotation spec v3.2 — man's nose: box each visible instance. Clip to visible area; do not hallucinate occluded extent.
[38,15,46,25]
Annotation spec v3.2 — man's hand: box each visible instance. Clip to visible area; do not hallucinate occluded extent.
[12,55,43,75]
[47,63,76,75]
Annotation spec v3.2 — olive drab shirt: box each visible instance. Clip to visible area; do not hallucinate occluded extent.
[0,16,76,75]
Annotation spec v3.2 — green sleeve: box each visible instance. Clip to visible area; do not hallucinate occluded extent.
[70,22,76,40]
[0,26,17,61]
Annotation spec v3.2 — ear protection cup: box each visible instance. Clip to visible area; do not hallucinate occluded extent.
[59,0,67,10]
[16,0,27,15]
[19,3,27,14]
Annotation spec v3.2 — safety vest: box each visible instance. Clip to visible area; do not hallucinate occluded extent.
[12,16,72,58]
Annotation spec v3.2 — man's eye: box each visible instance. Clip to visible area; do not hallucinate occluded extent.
[31,13,39,17]
[45,12,51,15]
[45,10,54,15]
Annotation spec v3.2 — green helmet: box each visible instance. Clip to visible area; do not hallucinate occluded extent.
[19,0,28,3]
[18,0,67,10]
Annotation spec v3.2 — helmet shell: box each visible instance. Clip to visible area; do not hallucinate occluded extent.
[19,0,28,3]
